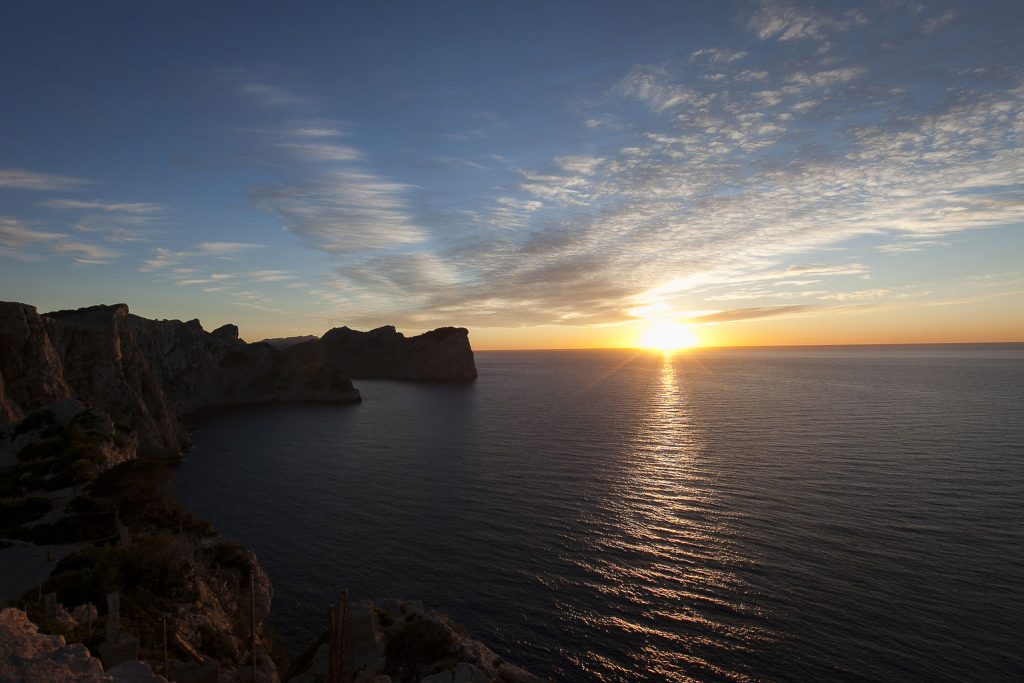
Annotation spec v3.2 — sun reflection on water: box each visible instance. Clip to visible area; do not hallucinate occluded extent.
[567,354,769,681]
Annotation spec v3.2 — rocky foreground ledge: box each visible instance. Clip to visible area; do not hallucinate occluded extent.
[0,303,537,682]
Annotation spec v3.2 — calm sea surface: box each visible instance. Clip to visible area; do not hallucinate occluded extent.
[175,346,1024,682]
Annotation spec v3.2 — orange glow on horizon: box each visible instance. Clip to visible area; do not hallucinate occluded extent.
[635,321,701,351]
[461,297,1024,350]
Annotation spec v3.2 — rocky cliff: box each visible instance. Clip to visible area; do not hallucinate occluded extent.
[0,302,477,457]
[319,325,477,381]
[0,302,361,456]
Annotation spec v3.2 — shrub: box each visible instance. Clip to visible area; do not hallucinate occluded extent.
[384,618,458,680]
[207,541,252,574]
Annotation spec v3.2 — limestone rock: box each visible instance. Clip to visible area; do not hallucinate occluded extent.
[0,607,106,682]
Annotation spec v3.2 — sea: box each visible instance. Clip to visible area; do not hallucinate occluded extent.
[174,345,1024,682]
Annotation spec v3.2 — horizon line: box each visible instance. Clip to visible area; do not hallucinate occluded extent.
[473,341,1024,352]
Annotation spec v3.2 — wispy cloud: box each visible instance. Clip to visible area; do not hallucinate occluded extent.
[248,269,295,282]
[138,13,1019,332]
[0,169,91,191]
[785,67,864,88]
[42,199,161,214]
[691,48,748,64]
[0,219,61,260]
[329,10,1022,329]
[251,170,426,252]
[687,305,814,323]
[195,242,266,255]
[140,242,267,273]
[0,217,120,264]
[276,143,364,163]
[244,118,429,253]
[744,1,867,45]
[286,125,344,138]
[237,81,306,109]
[920,9,956,34]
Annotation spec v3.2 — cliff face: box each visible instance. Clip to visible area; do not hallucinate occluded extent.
[0,302,71,422]
[0,302,361,456]
[0,301,478,455]
[320,325,478,380]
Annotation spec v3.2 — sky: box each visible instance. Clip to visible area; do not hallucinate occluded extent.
[1,1,1022,348]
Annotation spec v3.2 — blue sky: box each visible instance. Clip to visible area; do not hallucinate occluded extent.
[1,1,1022,346]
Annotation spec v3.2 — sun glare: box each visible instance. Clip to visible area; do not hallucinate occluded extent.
[637,321,700,352]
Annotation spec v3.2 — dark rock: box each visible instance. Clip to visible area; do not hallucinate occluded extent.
[169,660,219,683]
[257,335,317,349]
[0,301,478,457]
[105,659,167,682]
[320,325,477,380]
[0,302,361,456]
[210,324,241,344]
[0,302,71,422]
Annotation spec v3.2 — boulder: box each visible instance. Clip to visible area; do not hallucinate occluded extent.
[0,607,106,682]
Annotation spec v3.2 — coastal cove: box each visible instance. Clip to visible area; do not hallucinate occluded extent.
[176,346,1024,682]
[0,300,510,682]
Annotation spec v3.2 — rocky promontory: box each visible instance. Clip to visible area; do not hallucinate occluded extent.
[0,302,477,458]
[319,326,477,381]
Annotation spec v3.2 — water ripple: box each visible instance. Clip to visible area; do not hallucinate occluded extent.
[176,345,1024,681]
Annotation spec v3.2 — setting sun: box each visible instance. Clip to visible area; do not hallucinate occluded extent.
[637,321,700,351]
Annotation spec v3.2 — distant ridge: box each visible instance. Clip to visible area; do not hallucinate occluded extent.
[258,334,318,349]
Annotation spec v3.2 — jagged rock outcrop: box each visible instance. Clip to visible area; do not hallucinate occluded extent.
[0,302,361,456]
[319,326,477,380]
[0,607,168,682]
